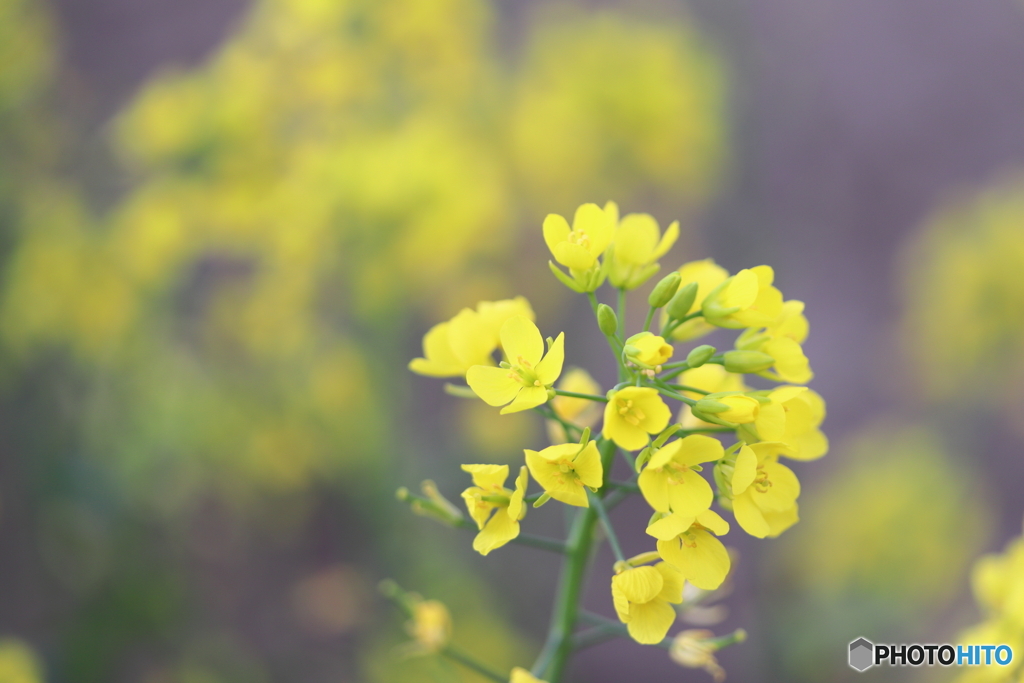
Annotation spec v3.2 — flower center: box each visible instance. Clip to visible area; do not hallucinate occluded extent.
[505,355,541,387]
[568,230,591,250]
[616,398,646,426]
[753,467,772,493]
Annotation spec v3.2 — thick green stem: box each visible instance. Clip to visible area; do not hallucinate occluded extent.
[533,438,617,681]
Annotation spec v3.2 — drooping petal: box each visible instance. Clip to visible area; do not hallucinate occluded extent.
[659,530,730,590]
[654,561,685,603]
[542,214,571,255]
[756,461,800,511]
[638,468,672,512]
[460,464,509,490]
[696,509,730,536]
[467,365,520,407]
[500,385,548,414]
[790,429,829,461]
[647,512,696,541]
[667,469,714,517]
[676,434,725,467]
[731,446,757,496]
[473,507,520,556]
[612,565,664,604]
[625,599,676,645]
[500,315,544,367]
[763,503,799,537]
[535,332,565,385]
[732,493,770,538]
[507,466,529,520]
[460,488,492,529]
[572,441,604,489]
[611,581,631,623]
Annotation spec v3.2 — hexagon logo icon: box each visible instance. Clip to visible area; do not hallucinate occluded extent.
[849,637,874,671]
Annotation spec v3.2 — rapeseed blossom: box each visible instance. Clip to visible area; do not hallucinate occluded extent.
[467,316,564,414]
[603,387,672,450]
[611,562,684,644]
[648,509,731,590]
[461,464,529,555]
[607,213,679,290]
[397,200,827,680]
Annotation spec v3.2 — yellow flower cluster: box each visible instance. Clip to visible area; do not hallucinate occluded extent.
[400,201,827,680]
[955,522,1024,683]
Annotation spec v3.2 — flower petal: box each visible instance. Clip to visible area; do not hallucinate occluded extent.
[542,213,570,255]
[659,529,730,590]
[535,332,565,385]
[553,241,596,271]
[500,385,548,414]
[652,220,679,260]
[647,512,695,541]
[612,565,664,604]
[572,441,604,489]
[696,509,730,536]
[654,561,685,603]
[638,468,672,513]
[625,600,676,645]
[473,507,520,556]
[676,434,725,466]
[756,461,800,511]
[500,315,544,367]
[467,365,520,406]
[731,446,757,495]
[460,464,509,490]
[667,469,714,517]
[733,493,770,538]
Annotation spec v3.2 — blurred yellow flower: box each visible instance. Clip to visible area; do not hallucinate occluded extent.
[603,386,672,450]
[670,630,727,682]
[0,639,44,683]
[648,509,731,591]
[547,368,602,442]
[461,464,528,556]
[728,443,800,538]
[611,562,684,644]
[405,598,452,656]
[702,265,783,330]
[467,316,564,414]
[638,435,722,515]
[510,667,548,683]
[607,213,679,290]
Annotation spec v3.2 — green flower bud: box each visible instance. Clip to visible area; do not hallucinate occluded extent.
[693,398,730,414]
[722,350,774,373]
[647,272,681,309]
[597,304,618,336]
[686,344,716,368]
[665,281,699,320]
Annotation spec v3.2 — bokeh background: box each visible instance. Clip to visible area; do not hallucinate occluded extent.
[2,0,1024,681]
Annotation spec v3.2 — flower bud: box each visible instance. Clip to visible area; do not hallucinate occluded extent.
[665,281,699,320]
[648,272,681,309]
[694,398,730,414]
[722,350,774,373]
[686,345,716,368]
[597,303,618,336]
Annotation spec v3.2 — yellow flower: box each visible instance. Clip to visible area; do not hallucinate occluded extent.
[971,529,1024,625]
[626,332,674,369]
[405,598,452,655]
[603,386,672,450]
[542,202,616,271]
[409,297,535,378]
[648,509,731,590]
[466,316,564,414]
[728,443,800,538]
[607,213,679,290]
[510,667,548,683]
[460,464,529,555]
[611,562,684,644]
[670,630,728,682]
[736,300,813,383]
[547,368,602,442]
[638,435,722,515]
[743,387,827,461]
[702,265,783,329]
[525,440,603,507]
[699,386,807,441]
[664,259,730,341]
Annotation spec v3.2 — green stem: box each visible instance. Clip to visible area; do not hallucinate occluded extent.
[554,389,608,403]
[642,306,656,333]
[571,625,619,650]
[442,645,507,682]
[588,490,625,563]
[535,405,583,440]
[652,381,697,406]
[533,438,616,681]
[616,288,626,339]
[662,383,710,395]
